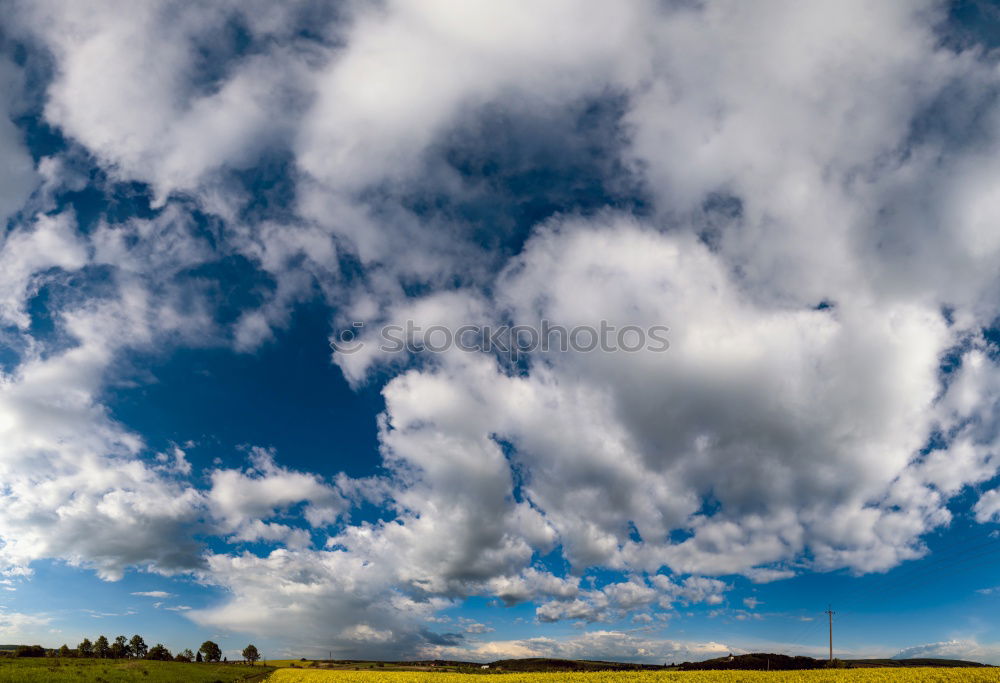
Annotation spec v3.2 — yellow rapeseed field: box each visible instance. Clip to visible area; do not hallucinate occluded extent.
[265,669,1000,683]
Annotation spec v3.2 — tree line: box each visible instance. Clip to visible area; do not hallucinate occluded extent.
[12,638,261,665]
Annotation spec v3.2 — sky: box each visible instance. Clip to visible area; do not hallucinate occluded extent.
[2,0,1000,666]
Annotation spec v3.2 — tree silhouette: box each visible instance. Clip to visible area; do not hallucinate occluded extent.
[199,640,222,663]
[110,635,130,659]
[94,635,110,659]
[129,634,148,659]
[242,644,260,666]
[147,643,172,660]
[77,638,93,658]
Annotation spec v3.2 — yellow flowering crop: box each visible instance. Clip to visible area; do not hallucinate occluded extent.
[266,668,1000,683]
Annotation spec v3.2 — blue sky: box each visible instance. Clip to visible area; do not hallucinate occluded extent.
[2,0,1000,665]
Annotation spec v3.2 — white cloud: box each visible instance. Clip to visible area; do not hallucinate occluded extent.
[0,610,51,641]
[297,0,644,190]
[424,630,734,665]
[743,568,796,584]
[0,288,209,580]
[975,490,1000,524]
[207,446,346,538]
[458,618,494,635]
[486,568,580,606]
[155,445,192,477]
[12,0,316,204]
[0,212,87,328]
[893,639,1000,664]
[131,591,174,599]
[188,548,452,658]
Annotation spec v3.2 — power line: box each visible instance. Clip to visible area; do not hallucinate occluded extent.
[834,536,1000,616]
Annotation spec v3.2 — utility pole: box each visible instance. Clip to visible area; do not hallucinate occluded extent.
[825,606,835,662]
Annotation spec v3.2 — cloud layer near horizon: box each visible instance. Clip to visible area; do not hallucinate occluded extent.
[2,0,1000,661]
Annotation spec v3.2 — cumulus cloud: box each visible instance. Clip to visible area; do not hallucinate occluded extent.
[458,618,494,635]
[10,0,321,202]
[0,211,87,328]
[893,640,1000,664]
[0,610,51,641]
[425,630,734,665]
[187,548,453,658]
[0,287,207,580]
[208,446,347,538]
